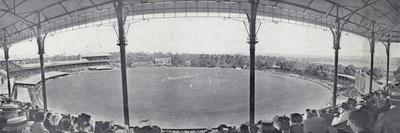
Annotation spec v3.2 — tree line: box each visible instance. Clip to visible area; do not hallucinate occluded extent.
[113,52,389,82]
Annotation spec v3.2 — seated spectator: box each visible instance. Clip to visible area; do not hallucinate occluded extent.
[259,122,280,133]
[305,109,316,120]
[75,113,94,132]
[373,90,400,133]
[272,115,290,133]
[347,98,357,111]
[303,112,337,133]
[331,103,350,126]
[150,126,162,133]
[44,112,57,133]
[56,116,73,133]
[30,111,50,133]
[205,127,213,133]
[217,124,229,133]
[240,124,250,133]
[228,126,239,133]
[348,109,372,133]
[289,113,303,133]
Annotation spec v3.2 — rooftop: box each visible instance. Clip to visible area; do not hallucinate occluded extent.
[0,0,399,46]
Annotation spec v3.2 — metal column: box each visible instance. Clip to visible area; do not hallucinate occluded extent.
[35,12,48,110]
[2,31,11,98]
[114,0,130,126]
[385,39,391,86]
[369,23,375,93]
[331,7,341,107]
[248,0,259,126]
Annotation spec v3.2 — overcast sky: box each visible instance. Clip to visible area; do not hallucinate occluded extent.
[6,18,400,59]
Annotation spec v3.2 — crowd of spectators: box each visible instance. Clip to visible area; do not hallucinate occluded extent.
[210,85,399,133]
[1,83,400,133]
[0,95,128,133]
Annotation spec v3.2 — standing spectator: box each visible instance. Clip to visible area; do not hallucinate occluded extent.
[30,111,50,133]
[373,90,400,133]
[348,109,372,133]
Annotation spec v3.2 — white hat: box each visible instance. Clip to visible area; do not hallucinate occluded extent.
[2,116,29,132]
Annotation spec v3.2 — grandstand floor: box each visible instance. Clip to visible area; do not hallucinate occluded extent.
[46,67,331,128]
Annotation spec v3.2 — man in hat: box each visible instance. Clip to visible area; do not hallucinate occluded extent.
[373,90,400,133]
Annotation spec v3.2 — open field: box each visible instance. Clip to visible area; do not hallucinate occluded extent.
[46,67,331,128]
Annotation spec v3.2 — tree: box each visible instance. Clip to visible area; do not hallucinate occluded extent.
[366,67,384,80]
[344,64,356,76]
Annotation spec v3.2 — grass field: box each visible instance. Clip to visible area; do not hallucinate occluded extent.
[46,67,331,128]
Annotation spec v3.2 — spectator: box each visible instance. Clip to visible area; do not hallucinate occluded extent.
[373,90,400,133]
[56,117,73,133]
[272,115,290,133]
[217,124,229,133]
[76,113,94,132]
[150,126,162,133]
[348,109,372,133]
[303,111,337,133]
[347,98,357,111]
[30,111,50,133]
[44,112,57,133]
[331,103,350,126]
[259,122,280,133]
[240,124,250,133]
[289,113,303,133]
[205,127,213,133]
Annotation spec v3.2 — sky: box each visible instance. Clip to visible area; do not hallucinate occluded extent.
[5,18,400,60]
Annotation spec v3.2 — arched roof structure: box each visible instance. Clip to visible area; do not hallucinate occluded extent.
[0,0,400,44]
[1,0,398,127]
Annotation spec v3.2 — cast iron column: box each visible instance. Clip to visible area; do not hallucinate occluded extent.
[331,6,341,107]
[248,0,259,126]
[369,23,375,93]
[36,12,47,110]
[3,34,11,98]
[114,0,130,126]
[385,39,391,86]
[332,19,341,106]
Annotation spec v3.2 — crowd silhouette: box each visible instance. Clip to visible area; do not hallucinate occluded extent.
[0,84,399,133]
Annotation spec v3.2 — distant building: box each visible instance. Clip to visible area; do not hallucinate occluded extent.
[81,53,112,61]
[130,61,154,67]
[183,60,192,67]
[355,73,379,95]
[154,58,172,66]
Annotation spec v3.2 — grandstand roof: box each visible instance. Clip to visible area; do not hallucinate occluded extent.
[0,0,400,45]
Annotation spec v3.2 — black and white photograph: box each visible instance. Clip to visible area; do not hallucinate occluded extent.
[0,0,400,133]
